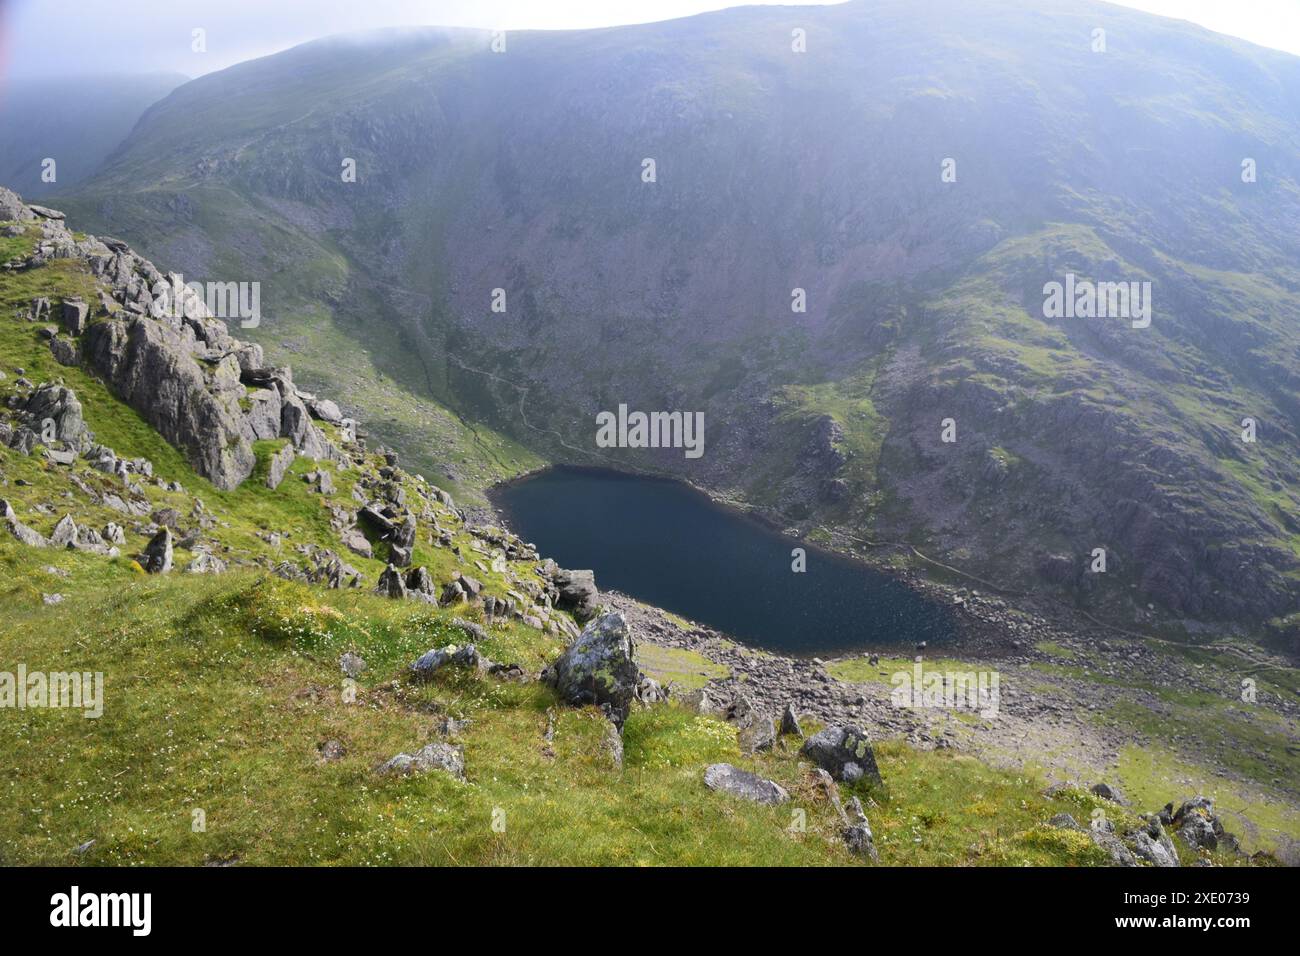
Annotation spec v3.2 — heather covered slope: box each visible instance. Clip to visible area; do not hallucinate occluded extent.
[57,0,1300,630]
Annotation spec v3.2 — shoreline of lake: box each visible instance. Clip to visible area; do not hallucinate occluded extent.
[489,464,959,656]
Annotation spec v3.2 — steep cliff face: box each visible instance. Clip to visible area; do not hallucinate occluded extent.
[1,187,344,490]
[58,0,1300,624]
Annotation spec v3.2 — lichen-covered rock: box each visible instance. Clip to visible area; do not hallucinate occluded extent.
[340,528,372,559]
[184,550,227,574]
[801,725,882,785]
[376,742,465,780]
[703,764,789,805]
[0,499,49,548]
[738,713,777,754]
[779,702,804,738]
[49,515,79,549]
[1089,827,1138,866]
[543,611,640,728]
[244,388,282,440]
[339,652,367,679]
[1172,796,1234,852]
[61,298,88,335]
[1132,823,1180,867]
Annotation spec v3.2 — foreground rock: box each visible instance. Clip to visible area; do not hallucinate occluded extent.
[842,795,879,862]
[376,743,465,780]
[1171,796,1236,853]
[703,764,789,805]
[139,528,174,573]
[801,725,883,785]
[542,611,640,729]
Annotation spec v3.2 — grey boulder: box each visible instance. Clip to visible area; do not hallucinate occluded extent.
[543,611,640,728]
[703,764,789,805]
[801,725,883,785]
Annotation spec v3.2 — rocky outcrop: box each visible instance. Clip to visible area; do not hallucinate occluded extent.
[84,315,256,491]
[1170,796,1237,853]
[1,187,341,491]
[1,499,49,548]
[21,384,85,445]
[264,443,296,490]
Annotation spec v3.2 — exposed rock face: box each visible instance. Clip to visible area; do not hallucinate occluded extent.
[61,299,88,335]
[1089,827,1138,867]
[543,611,640,728]
[374,564,406,599]
[0,187,341,492]
[84,316,256,491]
[1132,822,1180,868]
[703,763,789,805]
[801,725,883,785]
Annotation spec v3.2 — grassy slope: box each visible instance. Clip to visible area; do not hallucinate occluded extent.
[1,223,1197,868]
[3,565,1151,867]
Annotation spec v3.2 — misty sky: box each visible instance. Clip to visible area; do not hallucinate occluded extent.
[2,0,1298,80]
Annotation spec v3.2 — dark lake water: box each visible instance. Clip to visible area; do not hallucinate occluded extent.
[492,467,957,656]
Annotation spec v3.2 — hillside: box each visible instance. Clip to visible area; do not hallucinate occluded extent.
[55,0,1300,633]
[2,188,1293,866]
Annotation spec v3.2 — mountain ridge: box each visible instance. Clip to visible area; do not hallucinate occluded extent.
[49,0,1300,630]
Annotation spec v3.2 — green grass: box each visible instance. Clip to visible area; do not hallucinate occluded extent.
[1034,641,1077,660]
[0,569,1128,866]
[635,644,730,692]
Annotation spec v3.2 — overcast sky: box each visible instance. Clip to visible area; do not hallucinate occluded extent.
[2,0,1298,80]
